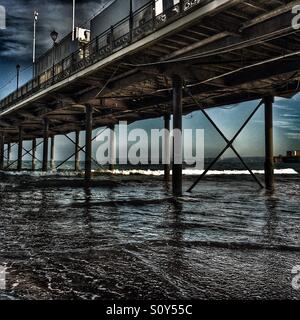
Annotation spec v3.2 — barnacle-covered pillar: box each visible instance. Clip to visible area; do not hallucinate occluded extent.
[264,96,274,190]
[172,75,183,196]
[109,124,116,172]
[42,118,49,172]
[7,140,11,168]
[164,114,171,181]
[75,130,80,172]
[32,138,36,171]
[85,105,93,181]
[50,135,55,171]
[17,126,23,171]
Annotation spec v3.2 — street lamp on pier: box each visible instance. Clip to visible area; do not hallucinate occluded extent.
[50,30,58,84]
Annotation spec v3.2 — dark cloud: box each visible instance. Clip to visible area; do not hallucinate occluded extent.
[0,0,109,62]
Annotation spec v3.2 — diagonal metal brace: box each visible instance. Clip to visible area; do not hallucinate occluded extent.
[6,141,43,169]
[56,127,108,170]
[63,134,103,169]
[4,143,17,154]
[2,143,17,161]
[22,146,43,164]
[186,91,264,192]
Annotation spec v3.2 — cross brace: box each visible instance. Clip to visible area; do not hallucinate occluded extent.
[6,141,43,170]
[56,128,107,170]
[187,91,264,192]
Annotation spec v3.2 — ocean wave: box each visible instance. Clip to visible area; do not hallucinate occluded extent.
[0,170,79,177]
[0,168,298,177]
[100,168,299,176]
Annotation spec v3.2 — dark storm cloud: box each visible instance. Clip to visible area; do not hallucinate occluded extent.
[0,0,109,61]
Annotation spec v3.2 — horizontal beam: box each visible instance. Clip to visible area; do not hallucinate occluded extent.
[0,0,235,118]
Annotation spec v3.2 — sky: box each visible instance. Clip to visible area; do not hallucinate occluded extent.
[0,0,299,161]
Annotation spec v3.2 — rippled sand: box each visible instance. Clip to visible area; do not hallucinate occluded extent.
[0,172,300,300]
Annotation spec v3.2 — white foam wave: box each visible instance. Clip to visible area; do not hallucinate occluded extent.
[104,168,299,176]
[0,170,79,177]
[1,168,298,177]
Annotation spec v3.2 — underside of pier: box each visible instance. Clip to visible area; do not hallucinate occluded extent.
[0,0,298,194]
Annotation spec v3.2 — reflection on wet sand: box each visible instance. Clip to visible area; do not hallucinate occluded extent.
[0,173,299,299]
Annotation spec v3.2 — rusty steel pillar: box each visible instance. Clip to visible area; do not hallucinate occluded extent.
[32,138,36,171]
[264,96,274,190]
[17,126,23,171]
[0,133,4,170]
[85,105,93,181]
[109,124,116,171]
[75,130,80,171]
[7,140,11,168]
[172,75,183,196]
[50,135,55,171]
[42,118,49,172]
[164,114,171,181]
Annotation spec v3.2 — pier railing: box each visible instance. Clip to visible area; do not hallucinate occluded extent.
[0,0,213,112]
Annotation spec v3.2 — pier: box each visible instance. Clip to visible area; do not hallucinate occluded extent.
[0,0,299,195]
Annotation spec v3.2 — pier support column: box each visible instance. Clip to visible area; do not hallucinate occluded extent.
[50,135,55,171]
[109,124,116,171]
[32,138,36,171]
[0,133,4,170]
[164,114,171,181]
[172,75,183,196]
[17,127,23,171]
[42,118,49,172]
[7,140,11,168]
[85,105,93,182]
[75,130,80,171]
[264,96,274,190]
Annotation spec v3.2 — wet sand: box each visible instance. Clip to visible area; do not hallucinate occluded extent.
[0,173,300,300]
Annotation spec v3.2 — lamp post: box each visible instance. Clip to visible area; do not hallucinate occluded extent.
[16,64,20,92]
[50,30,58,84]
[72,0,76,41]
[33,10,38,76]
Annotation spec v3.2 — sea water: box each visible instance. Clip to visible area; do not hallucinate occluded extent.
[0,158,299,300]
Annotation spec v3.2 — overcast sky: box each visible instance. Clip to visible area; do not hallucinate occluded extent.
[0,0,299,160]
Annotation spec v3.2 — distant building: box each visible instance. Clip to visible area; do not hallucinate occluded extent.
[274,150,300,163]
[287,150,300,157]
